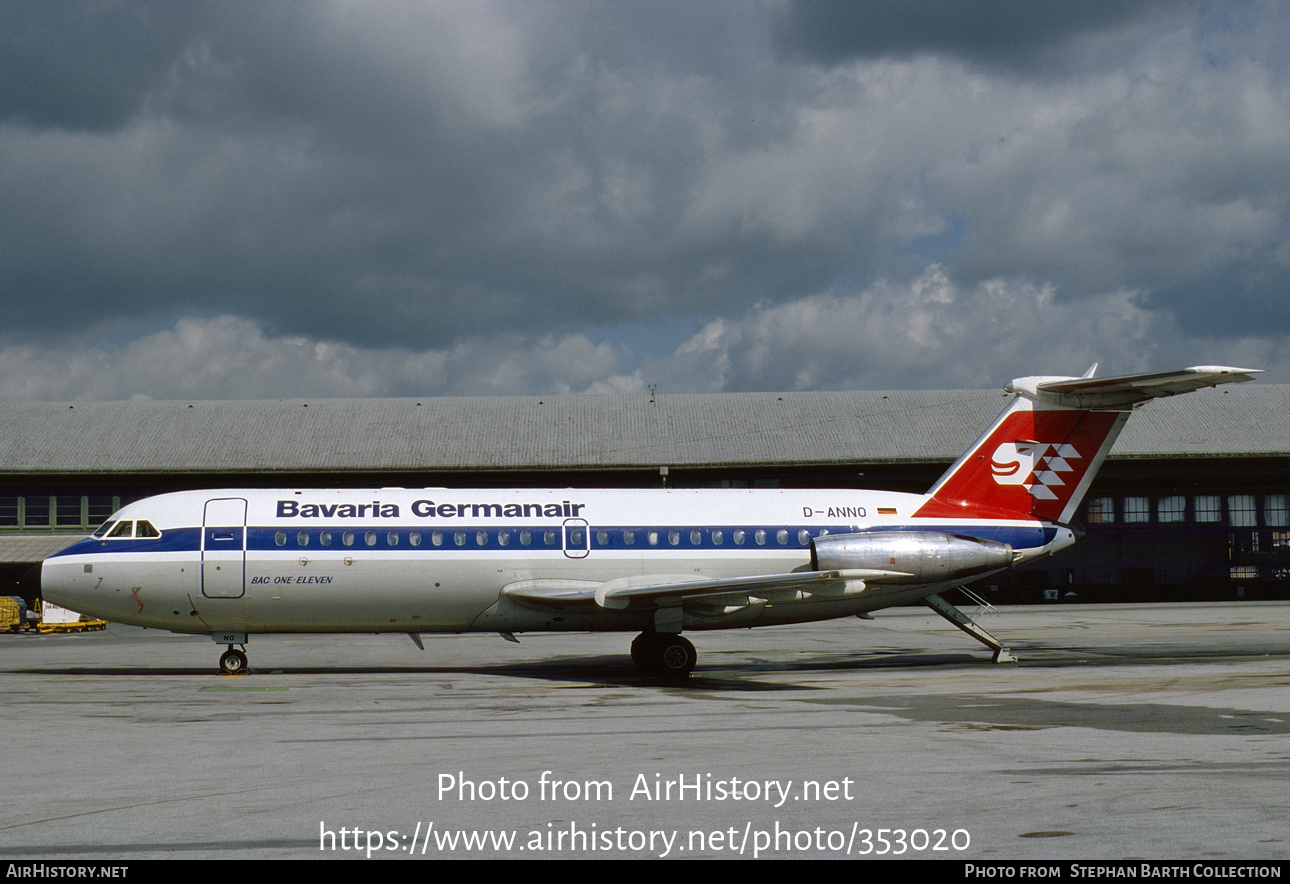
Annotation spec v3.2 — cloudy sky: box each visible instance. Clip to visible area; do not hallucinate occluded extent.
[2,0,1287,399]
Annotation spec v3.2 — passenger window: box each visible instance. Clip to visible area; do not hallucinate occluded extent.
[668,530,680,546]
[297,531,309,547]
[432,531,443,547]
[623,530,635,545]
[648,531,659,546]
[343,531,354,546]
[776,529,788,545]
[388,531,399,547]
[498,530,510,547]
[320,531,332,546]
[733,530,745,546]
[596,530,609,546]
[755,529,767,546]
[275,531,287,547]
[544,530,556,546]
[455,531,467,547]
[410,532,422,547]
[520,530,531,546]
[476,530,488,546]
[365,531,377,547]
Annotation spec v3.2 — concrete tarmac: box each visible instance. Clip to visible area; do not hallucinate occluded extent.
[1,601,1288,860]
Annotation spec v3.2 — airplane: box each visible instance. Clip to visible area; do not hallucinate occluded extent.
[36,364,1259,677]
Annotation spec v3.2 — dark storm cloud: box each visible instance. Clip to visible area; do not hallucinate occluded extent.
[773,0,1187,73]
[1,1,1289,398]
[0,1,196,130]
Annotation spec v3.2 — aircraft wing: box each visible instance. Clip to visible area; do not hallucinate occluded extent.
[503,569,911,611]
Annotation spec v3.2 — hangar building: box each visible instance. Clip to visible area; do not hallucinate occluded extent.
[2,383,1287,604]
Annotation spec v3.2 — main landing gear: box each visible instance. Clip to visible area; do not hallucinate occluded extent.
[631,632,697,678]
[219,645,249,675]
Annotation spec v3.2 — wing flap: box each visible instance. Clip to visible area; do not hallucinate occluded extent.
[594,569,908,610]
[505,569,916,612]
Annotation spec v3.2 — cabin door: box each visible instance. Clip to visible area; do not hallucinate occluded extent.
[202,497,248,599]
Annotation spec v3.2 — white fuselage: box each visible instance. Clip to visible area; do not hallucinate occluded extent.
[41,487,1068,637]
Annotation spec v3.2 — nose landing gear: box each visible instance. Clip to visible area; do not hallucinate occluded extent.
[219,645,248,675]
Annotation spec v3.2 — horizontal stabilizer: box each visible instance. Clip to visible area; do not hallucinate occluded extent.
[1009,365,1261,410]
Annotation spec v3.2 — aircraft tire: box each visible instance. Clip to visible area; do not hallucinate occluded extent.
[630,633,653,668]
[219,648,248,675]
[652,635,696,678]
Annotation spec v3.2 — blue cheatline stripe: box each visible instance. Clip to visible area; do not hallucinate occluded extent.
[48,521,1057,558]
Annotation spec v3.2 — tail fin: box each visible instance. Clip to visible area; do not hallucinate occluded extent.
[914,365,1261,524]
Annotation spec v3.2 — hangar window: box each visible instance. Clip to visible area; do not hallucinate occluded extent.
[275,531,287,546]
[1195,496,1222,523]
[1228,495,1257,527]
[56,496,84,527]
[1085,498,1114,524]
[1123,498,1150,523]
[1274,530,1290,550]
[1230,565,1258,580]
[25,497,51,527]
[0,498,21,528]
[1264,495,1288,527]
[1157,497,1185,523]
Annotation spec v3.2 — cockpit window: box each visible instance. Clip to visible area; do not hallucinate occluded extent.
[107,521,134,538]
[136,520,160,538]
[92,521,115,538]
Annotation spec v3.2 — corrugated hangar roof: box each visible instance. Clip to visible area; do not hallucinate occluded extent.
[0,384,1283,476]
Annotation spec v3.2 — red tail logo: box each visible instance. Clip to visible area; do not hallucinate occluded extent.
[916,409,1123,522]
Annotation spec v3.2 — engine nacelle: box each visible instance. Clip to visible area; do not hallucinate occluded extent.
[811,531,1014,584]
